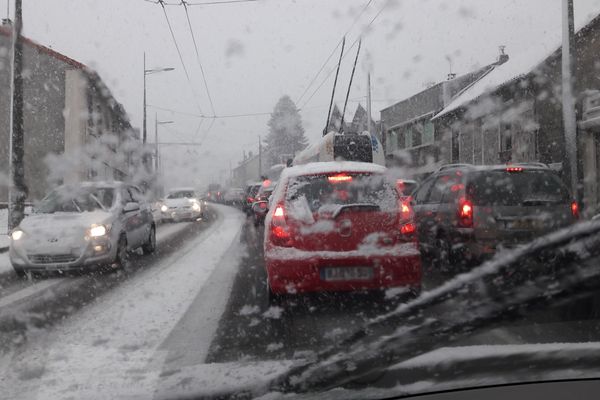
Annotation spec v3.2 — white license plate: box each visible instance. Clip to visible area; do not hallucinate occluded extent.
[321,267,373,281]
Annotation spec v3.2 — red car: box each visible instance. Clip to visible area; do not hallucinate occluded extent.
[263,162,421,304]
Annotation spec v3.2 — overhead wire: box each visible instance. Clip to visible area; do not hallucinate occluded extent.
[182,0,217,117]
[295,0,374,106]
[158,0,205,115]
[299,1,389,111]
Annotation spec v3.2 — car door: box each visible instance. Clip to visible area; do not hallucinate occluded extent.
[412,177,435,252]
[120,187,143,248]
[130,186,153,244]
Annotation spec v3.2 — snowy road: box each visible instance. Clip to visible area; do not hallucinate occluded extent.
[0,204,247,399]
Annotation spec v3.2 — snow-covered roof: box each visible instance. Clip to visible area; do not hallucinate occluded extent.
[282,161,387,179]
[434,13,600,120]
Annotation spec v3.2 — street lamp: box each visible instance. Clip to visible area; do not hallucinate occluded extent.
[155,114,174,173]
[143,52,174,145]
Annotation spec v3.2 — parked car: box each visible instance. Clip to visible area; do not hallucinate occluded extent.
[9,182,156,276]
[262,161,421,304]
[251,180,277,226]
[411,163,579,270]
[243,182,262,215]
[158,188,204,222]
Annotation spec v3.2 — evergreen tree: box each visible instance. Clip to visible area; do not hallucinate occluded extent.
[266,96,307,165]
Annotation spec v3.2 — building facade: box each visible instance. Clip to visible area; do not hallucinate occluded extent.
[0,23,140,202]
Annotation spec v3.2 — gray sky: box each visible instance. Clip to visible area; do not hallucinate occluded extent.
[7,0,600,188]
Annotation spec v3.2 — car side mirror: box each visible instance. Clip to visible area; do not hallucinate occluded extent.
[123,202,140,213]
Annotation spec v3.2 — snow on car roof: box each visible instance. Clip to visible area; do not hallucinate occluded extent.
[167,187,196,193]
[283,161,387,179]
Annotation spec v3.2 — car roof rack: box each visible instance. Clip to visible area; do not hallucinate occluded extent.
[437,163,473,172]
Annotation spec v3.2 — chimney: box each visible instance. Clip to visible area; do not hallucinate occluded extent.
[497,45,509,65]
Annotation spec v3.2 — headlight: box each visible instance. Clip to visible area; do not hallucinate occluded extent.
[160,204,168,212]
[11,229,24,241]
[89,224,107,237]
[192,202,201,211]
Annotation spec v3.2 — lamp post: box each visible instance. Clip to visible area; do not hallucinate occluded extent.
[155,114,174,173]
[142,52,174,145]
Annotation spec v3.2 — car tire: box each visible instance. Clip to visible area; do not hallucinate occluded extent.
[13,267,26,278]
[142,226,156,255]
[113,234,130,271]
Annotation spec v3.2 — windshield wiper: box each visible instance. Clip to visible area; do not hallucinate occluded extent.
[267,219,600,395]
[322,203,380,219]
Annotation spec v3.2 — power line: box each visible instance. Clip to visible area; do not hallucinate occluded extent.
[295,0,374,106]
[144,0,258,6]
[298,2,388,111]
[183,0,217,116]
[148,104,271,119]
[158,0,204,115]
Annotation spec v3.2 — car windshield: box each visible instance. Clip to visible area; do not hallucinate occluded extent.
[4,1,600,399]
[287,173,397,212]
[467,170,571,206]
[166,190,195,199]
[35,187,114,213]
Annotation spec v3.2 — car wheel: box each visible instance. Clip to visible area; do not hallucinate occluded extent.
[142,226,156,255]
[13,267,26,278]
[112,234,130,271]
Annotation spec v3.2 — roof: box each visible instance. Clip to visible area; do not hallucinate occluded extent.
[0,25,86,69]
[434,12,600,120]
[282,161,387,179]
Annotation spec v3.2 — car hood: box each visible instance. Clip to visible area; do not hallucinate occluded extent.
[19,210,114,239]
[163,198,195,208]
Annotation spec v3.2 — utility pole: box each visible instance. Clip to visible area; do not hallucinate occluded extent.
[154,112,159,172]
[8,0,26,231]
[562,0,578,197]
[258,135,262,179]
[367,72,372,134]
[143,52,147,144]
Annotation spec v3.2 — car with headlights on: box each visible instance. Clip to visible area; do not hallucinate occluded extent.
[158,188,204,222]
[262,162,421,304]
[9,182,156,276]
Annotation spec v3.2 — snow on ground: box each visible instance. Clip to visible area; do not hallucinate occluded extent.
[0,205,246,399]
[0,253,10,275]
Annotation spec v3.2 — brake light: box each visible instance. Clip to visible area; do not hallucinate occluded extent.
[400,200,413,220]
[259,202,268,209]
[458,198,474,227]
[274,205,285,217]
[571,201,580,219]
[270,205,292,247]
[262,179,272,187]
[247,196,254,203]
[400,222,416,235]
[506,166,524,172]
[328,174,353,183]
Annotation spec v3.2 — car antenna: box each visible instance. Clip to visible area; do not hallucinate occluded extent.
[340,38,362,134]
[323,36,346,137]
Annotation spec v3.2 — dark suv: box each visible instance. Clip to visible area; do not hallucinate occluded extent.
[412,163,579,270]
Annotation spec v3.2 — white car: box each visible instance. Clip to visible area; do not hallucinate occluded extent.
[158,188,204,222]
[9,182,156,276]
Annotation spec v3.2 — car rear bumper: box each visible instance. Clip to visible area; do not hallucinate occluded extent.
[265,244,421,294]
[161,209,202,221]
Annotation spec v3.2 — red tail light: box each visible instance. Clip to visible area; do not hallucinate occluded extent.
[270,205,292,246]
[571,201,580,219]
[400,222,416,235]
[506,166,524,172]
[458,198,474,227]
[247,196,254,203]
[399,199,413,221]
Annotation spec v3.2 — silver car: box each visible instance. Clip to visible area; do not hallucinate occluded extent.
[157,188,204,222]
[9,182,156,276]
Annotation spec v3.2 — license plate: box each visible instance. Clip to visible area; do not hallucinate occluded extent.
[321,267,373,281]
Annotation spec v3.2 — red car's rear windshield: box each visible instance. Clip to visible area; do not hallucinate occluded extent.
[286,173,398,213]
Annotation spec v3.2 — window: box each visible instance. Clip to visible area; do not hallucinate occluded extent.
[500,123,512,151]
[413,178,434,204]
[451,130,460,162]
[423,120,435,144]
